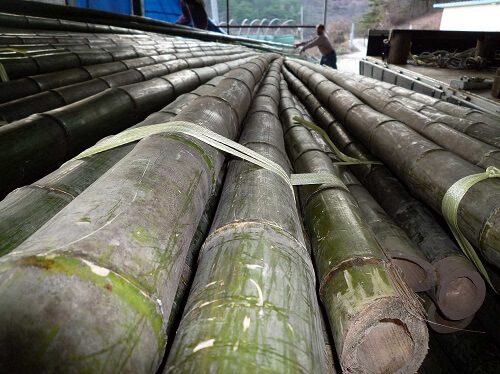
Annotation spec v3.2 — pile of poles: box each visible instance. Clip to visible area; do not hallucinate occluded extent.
[0,10,498,374]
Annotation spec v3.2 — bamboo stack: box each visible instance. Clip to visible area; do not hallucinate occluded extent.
[0,53,277,372]
[282,63,486,321]
[0,54,256,198]
[280,78,428,374]
[289,59,500,272]
[166,59,330,373]
[0,76,225,257]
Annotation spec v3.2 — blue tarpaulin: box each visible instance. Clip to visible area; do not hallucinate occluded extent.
[76,0,181,22]
[76,0,132,15]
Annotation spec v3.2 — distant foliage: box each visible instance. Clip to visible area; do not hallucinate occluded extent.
[358,0,444,31]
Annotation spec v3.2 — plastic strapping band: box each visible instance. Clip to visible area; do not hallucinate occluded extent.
[0,48,28,54]
[68,121,347,196]
[292,116,382,166]
[442,166,500,290]
[0,63,9,82]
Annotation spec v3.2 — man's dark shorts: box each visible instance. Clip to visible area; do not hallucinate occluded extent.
[320,50,337,69]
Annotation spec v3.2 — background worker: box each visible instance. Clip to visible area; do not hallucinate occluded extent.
[294,24,337,69]
[175,0,208,30]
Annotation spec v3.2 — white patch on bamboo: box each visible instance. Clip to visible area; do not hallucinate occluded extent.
[82,259,110,277]
[249,279,264,306]
[246,264,263,270]
[243,316,251,332]
[233,340,239,351]
[205,281,217,288]
[193,339,215,353]
[199,300,217,308]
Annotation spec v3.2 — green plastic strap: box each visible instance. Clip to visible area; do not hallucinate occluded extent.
[69,121,346,195]
[0,47,28,54]
[292,116,382,165]
[442,166,500,290]
[0,63,8,82]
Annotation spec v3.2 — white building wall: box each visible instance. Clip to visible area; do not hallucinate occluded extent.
[440,3,500,31]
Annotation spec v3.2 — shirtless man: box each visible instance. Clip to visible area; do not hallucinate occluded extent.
[294,24,337,69]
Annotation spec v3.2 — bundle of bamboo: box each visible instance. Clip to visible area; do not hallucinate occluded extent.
[0,54,256,197]
[0,53,277,372]
[282,63,486,321]
[280,78,428,374]
[286,59,500,275]
[0,76,225,257]
[166,59,330,373]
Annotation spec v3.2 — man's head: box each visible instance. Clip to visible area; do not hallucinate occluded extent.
[316,24,325,35]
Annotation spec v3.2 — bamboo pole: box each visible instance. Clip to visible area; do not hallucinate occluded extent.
[0,47,245,104]
[0,54,277,372]
[165,59,329,373]
[337,167,436,292]
[286,59,500,273]
[0,50,253,122]
[343,74,500,149]
[280,79,428,374]
[0,76,225,257]
[307,128,436,292]
[317,70,500,169]
[419,293,474,334]
[0,55,255,198]
[281,64,486,321]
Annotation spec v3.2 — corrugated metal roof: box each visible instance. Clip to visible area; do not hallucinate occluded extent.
[434,0,500,8]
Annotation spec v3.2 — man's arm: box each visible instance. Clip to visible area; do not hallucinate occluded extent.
[300,35,322,51]
[294,35,318,49]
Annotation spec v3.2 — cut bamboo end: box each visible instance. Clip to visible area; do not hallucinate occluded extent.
[342,297,428,374]
[426,298,474,334]
[433,255,486,320]
[391,255,437,292]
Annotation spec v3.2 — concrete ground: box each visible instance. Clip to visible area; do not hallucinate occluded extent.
[336,38,368,74]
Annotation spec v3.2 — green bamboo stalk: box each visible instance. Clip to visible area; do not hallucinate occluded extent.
[0,50,254,122]
[287,59,500,274]
[319,70,500,169]
[165,59,329,373]
[0,46,245,104]
[0,55,255,198]
[282,64,486,321]
[0,76,225,257]
[280,79,428,374]
[337,167,437,292]
[0,54,277,372]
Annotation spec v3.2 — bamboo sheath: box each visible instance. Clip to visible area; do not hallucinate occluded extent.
[338,73,500,149]
[282,64,486,320]
[286,59,500,272]
[0,53,277,372]
[166,59,329,373]
[0,49,252,122]
[0,76,225,257]
[0,55,255,198]
[280,78,428,374]
[0,45,244,104]
[317,69,500,169]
